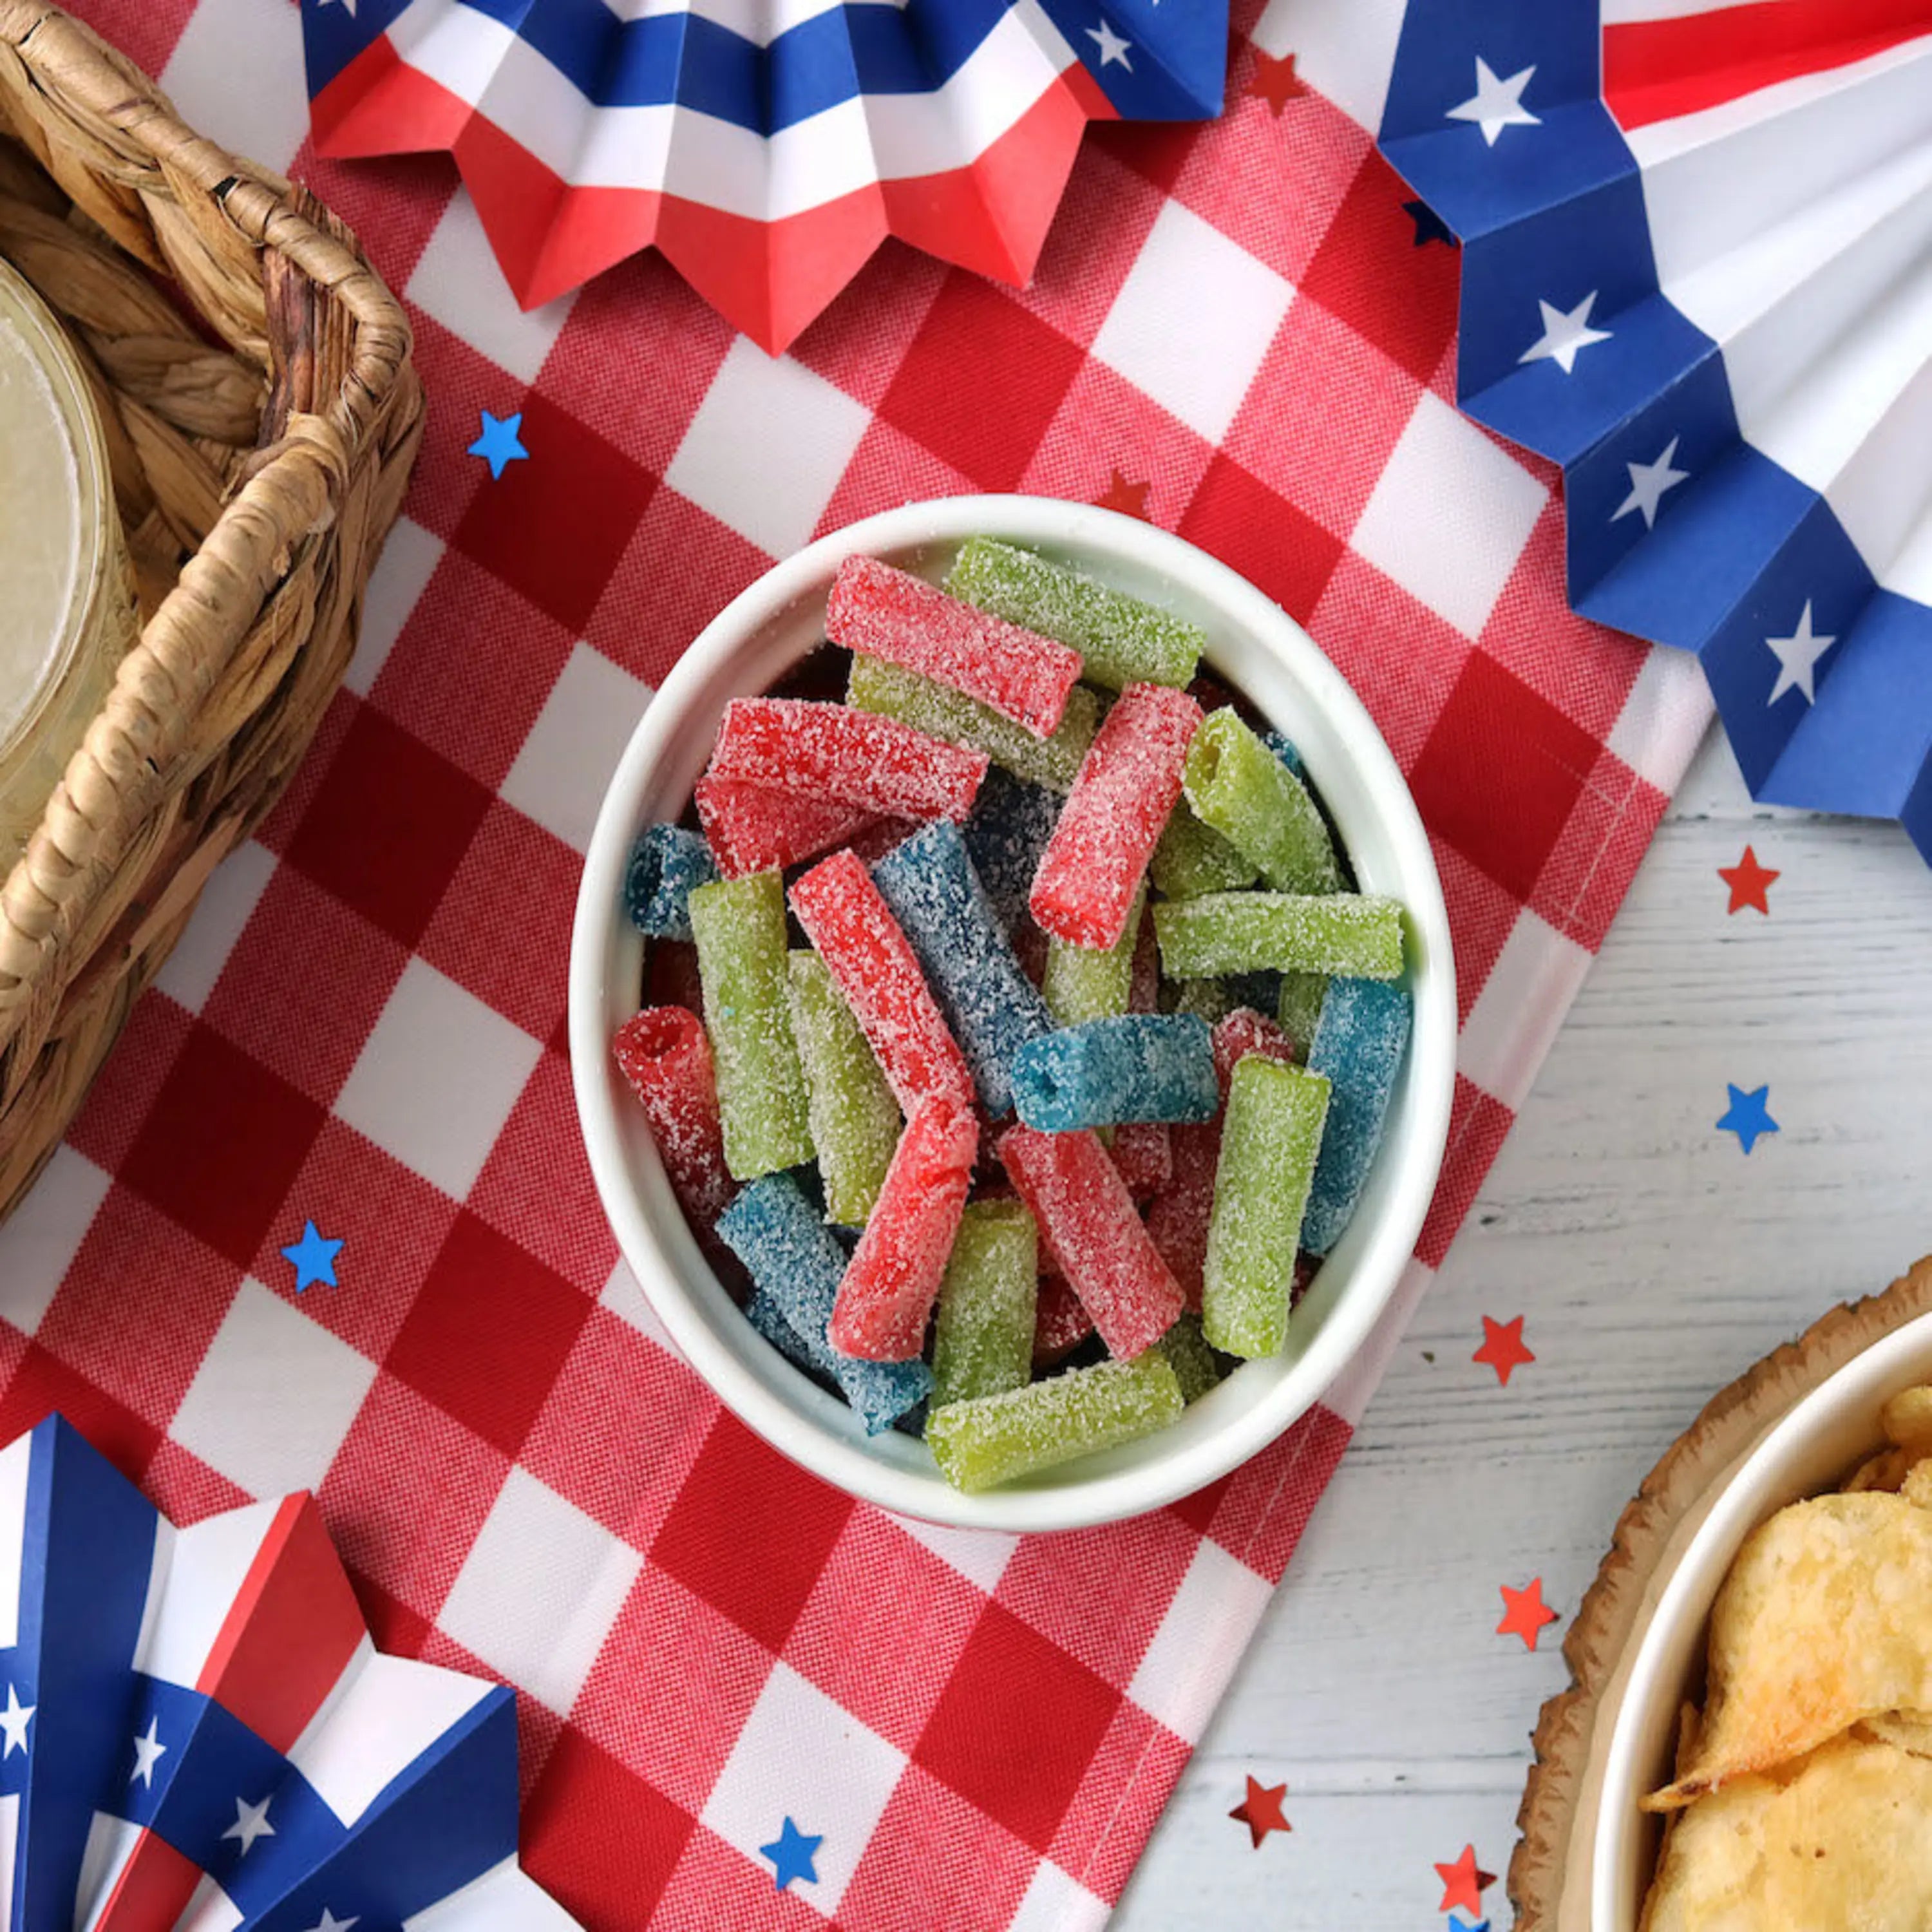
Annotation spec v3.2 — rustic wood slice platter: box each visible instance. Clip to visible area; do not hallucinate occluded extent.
[1509,1251,1932,1930]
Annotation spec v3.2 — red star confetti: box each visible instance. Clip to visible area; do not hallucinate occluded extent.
[1245,49,1311,114]
[1497,1577,1560,1651]
[1473,1315,1533,1387]
[1434,1844,1496,1916]
[1094,468,1151,520]
[1228,1775,1291,1848]
[1718,844,1779,914]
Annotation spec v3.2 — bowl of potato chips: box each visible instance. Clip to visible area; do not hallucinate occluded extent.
[1595,1304,1932,1929]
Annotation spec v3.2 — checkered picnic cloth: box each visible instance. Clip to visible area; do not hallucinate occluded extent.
[3,2,1714,1926]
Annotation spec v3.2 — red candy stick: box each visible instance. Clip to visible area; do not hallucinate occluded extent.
[611,1007,733,1226]
[1032,1271,1097,1369]
[789,850,974,1112]
[826,556,1081,739]
[1030,683,1202,949]
[1110,1121,1173,1198]
[694,776,878,878]
[1212,1007,1296,1090]
[996,1124,1184,1359]
[828,1097,976,1361]
[709,698,988,824]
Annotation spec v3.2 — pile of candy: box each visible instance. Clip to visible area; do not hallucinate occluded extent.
[613,540,1412,1492]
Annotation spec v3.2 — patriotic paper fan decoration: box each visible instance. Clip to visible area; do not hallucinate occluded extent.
[1379,1,1932,860]
[300,0,1230,352]
[0,1416,579,1932]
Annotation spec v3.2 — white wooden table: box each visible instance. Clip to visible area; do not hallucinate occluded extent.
[1115,723,1932,1927]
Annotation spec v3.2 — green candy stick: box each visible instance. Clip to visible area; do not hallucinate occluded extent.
[786,950,902,1225]
[931,1200,1039,1409]
[1157,1313,1224,1404]
[1203,1058,1332,1358]
[927,1353,1185,1493]
[688,873,814,1180]
[1149,802,1258,900]
[847,656,1098,795]
[1182,710,1342,894]
[1043,890,1145,1026]
[1153,893,1405,980]
[945,537,1203,692]
[1275,971,1329,1064]
[1165,977,1233,1023]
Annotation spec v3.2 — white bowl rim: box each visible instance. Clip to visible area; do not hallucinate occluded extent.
[1593,1303,1932,1926]
[569,493,1455,1533]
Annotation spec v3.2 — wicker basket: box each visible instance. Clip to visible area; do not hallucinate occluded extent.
[0,1,422,1218]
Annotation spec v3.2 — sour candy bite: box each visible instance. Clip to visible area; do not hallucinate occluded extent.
[926,1352,1185,1492]
[695,776,879,878]
[827,555,1081,738]
[1043,891,1144,1027]
[997,1124,1184,1359]
[1202,1058,1332,1358]
[687,871,814,1179]
[1302,978,1412,1256]
[1150,802,1258,900]
[871,820,1052,1117]
[1182,709,1342,895]
[624,824,718,940]
[610,1007,732,1225]
[789,849,974,1112]
[708,697,987,823]
[718,1173,932,1434]
[962,769,1063,931]
[1275,970,1329,1061]
[786,950,901,1227]
[931,1199,1039,1409]
[1032,1269,1096,1368]
[946,537,1204,692]
[1030,682,1204,951]
[1010,1014,1218,1132]
[1154,891,1405,980]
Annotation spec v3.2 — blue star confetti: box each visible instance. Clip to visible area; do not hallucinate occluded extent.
[1450,1920,1491,1932]
[759,1817,821,1891]
[1403,198,1455,248]
[280,1220,344,1292]
[1716,1084,1778,1155]
[467,408,528,480]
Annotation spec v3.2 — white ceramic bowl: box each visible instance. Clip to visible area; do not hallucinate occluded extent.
[569,495,1455,1532]
[1595,1309,1932,1927]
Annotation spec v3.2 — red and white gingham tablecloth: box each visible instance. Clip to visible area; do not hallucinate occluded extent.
[1,3,1713,1925]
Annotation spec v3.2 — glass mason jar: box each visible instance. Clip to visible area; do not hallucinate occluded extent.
[0,255,140,867]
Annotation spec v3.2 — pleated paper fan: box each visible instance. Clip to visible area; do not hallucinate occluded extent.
[1379,0,1932,860]
[300,0,1230,352]
[0,1416,578,1932]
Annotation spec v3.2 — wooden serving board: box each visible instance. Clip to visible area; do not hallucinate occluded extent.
[1508,1252,1932,1929]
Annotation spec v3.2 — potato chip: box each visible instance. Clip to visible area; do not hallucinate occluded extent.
[1841,1446,1911,1493]
[1647,1492,1932,1807]
[1904,1457,1932,1511]
[1880,1383,1932,1450]
[1855,1709,1932,1756]
[1642,1735,1932,1931]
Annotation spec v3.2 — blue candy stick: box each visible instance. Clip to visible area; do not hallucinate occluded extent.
[625,824,719,940]
[872,820,1052,1117]
[717,1174,931,1434]
[1264,730,1303,780]
[1010,1014,1218,1131]
[1301,978,1412,1255]
[961,769,1061,931]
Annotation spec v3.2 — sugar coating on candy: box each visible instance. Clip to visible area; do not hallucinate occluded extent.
[1165,977,1233,1023]
[945,537,1204,693]
[1182,709,1343,895]
[695,776,879,878]
[718,1173,932,1433]
[1011,1013,1218,1131]
[931,1198,1039,1409]
[1150,801,1260,900]
[962,769,1063,931]
[611,1006,734,1224]
[1301,978,1412,1256]
[871,820,1053,1117]
[1032,1271,1096,1368]
[789,849,976,1113]
[625,825,718,940]
[1203,1057,1331,1358]
[1109,1120,1173,1198]
[1146,1122,1217,1312]
[1211,1007,1296,1094]
[1031,683,1203,951]
[1153,892,1405,980]
[1157,1312,1224,1404]
[828,555,1081,739]
[1043,889,1145,1027]
[829,1096,977,1360]
[997,1124,1184,1359]
[848,656,1099,797]
[1130,905,1161,1016]
[786,950,902,1227]
[1275,970,1328,1061]
[709,697,989,823]
[687,873,815,1180]
[925,1353,1185,1492]
[1264,729,1303,779]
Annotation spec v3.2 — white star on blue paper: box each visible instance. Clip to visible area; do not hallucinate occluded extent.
[1446,57,1539,145]
[301,1912,359,1932]
[223,1794,276,1855]
[1613,435,1689,529]
[1765,600,1836,706]
[316,0,356,13]
[280,1219,343,1293]
[130,1716,167,1788]
[1519,292,1611,375]
[0,1685,32,1758]
[467,409,528,482]
[1087,20,1133,69]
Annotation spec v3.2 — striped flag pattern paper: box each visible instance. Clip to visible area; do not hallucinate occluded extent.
[0,1417,578,1932]
[299,0,1231,350]
[1373,0,1932,861]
